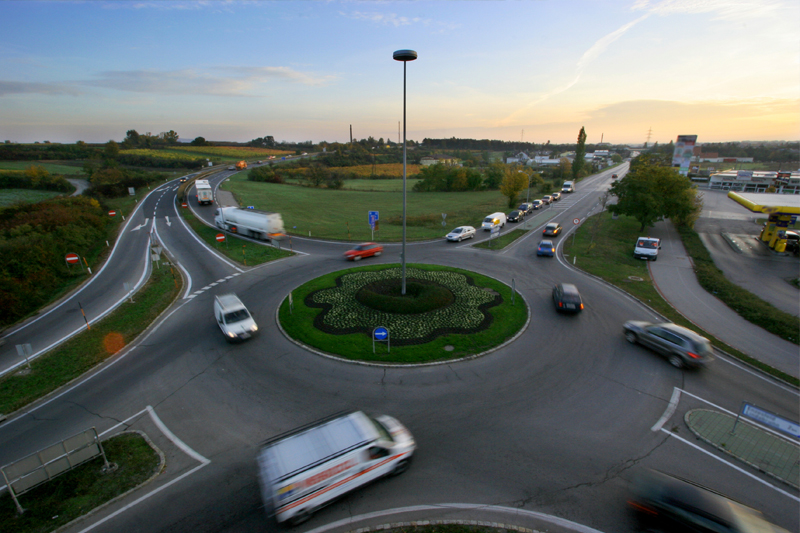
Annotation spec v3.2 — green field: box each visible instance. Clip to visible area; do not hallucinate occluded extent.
[0,161,85,175]
[222,173,510,241]
[281,176,422,192]
[0,189,67,206]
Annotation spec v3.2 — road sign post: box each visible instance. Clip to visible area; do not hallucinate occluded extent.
[369,211,379,241]
[373,326,390,354]
[65,252,82,272]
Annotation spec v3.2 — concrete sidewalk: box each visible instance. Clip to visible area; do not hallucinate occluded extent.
[646,220,798,379]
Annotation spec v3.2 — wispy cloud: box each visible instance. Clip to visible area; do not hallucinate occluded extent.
[0,81,83,97]
[631,0,783,21]
[0,65,334,98]
[340,10,426,27]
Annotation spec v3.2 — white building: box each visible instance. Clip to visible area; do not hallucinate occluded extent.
[707,170,800,194]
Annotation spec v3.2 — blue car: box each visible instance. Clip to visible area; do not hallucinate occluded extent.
[537,240,555,257]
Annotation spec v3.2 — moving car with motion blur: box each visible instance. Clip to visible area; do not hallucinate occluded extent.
[623,321,713,369]
[550,192,561,201]
[531,200,543,210]
[344,242,383,261]
[543,222,562,237]
[541,195,553,205]
[537,240,555,257]
[445,226,476,242]
[214,293,258,343]
[518,202,534,215]
[628,469,790,533]
[552,283,583,314]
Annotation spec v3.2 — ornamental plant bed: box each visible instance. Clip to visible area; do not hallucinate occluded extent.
[279,263,528,363]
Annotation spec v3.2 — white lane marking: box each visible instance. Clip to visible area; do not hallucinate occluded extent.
[131,218,149,231]
[652,387,682,432]
[0,246,152,378]
[186,294,197,299]
[201,285,211,290]
[172,192,243,273]
[216,278,226,283]
[304,503,606,533]
[74,406,209,533]
[659,429,800,502]
[209,282,218,287]
[178,261,193,298]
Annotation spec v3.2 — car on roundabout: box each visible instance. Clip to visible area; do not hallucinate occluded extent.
[552,283,583,313]
[537,240,555,257]
[445,226,476,242]
[344,242,383,261]
[623,321,713,369]
[543,222,563,237]
[628,469,790,533]
[507,210,524,222]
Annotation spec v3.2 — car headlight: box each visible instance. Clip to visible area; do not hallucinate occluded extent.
[227,332,236,338]
[251,325,258,332]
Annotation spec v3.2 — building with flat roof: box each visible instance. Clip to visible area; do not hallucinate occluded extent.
[707,170,799,194]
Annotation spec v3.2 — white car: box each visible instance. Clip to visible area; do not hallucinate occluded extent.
[446,226,476,242]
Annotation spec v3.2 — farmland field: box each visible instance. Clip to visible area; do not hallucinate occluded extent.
[169,146,294,160]
[0,189,66,206]
[222,172,509,241]
[121,149,208,162]
[0,161,85,175]
[281,177,422,192]
[328,163,421,177]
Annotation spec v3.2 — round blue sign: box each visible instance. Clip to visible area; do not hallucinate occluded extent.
[373,327,389,340]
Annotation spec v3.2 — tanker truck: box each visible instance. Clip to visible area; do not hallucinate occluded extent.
[214,206,285,241]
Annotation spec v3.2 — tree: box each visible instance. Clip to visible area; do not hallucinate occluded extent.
[607,157,699,231]
[484,162,505,189]
[573,126,586,180]
[124,129,140,148]
[499,167,528,208]
[104,140,119,161]
[160,130,179,144]
[191,137,207,146]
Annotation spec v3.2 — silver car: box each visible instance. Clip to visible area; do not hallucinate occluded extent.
[623,321,713,368]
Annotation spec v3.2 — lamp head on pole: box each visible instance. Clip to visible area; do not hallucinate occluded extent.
[393,49,418,62]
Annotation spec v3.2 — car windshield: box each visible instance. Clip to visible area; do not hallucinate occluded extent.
[452,228,462,233]
[484,217,494,223]
[547,224,557,229]
[224,309,250,323]
[637,240,658,249]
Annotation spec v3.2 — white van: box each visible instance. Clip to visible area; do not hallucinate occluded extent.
[481,212,506,231]
[213,293,258,342]
[562,181,575,193]
[634,237,661,261]
[257,411,416,525]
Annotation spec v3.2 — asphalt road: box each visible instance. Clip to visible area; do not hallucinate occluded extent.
[0,164,797,533]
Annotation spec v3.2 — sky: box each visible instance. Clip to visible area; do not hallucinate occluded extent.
[1,0,798,146]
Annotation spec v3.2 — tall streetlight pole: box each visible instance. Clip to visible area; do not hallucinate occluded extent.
[393,49,417,295]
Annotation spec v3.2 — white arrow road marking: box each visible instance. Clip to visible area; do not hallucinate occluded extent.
[165,216,171,227]
[131,218,149,231]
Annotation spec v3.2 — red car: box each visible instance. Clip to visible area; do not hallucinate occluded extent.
[344,242,383,261]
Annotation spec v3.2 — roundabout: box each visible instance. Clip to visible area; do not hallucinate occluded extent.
[278,263,529,364]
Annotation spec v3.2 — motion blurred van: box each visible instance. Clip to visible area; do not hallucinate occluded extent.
[257,411,415,525]
[562,181,575,193]
[481,212,506,231]
[214,293,258,342]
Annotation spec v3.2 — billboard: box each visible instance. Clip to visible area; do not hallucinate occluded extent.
[672,135,697,176]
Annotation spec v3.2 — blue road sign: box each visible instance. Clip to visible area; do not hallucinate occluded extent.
[369,210,379,229]
[373,327,389,340]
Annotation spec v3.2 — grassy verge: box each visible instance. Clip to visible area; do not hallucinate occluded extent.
[0,189,65,207]
[562,211,798,386]
[473,229,529,250]
[0,256,181,414]
[279,263,528,364]
[0,432,161,533]
[180,208,295,266]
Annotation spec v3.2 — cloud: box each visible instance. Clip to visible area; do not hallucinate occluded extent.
[631,0,784,21]
[0,81,83,97]
[340,11,426,27]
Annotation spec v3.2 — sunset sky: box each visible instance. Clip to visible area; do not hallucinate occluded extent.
[1,0,798,146]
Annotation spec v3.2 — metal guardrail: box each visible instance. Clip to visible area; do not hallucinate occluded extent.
[1,427,109,514]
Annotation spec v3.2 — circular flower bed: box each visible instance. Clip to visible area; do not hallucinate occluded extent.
[308,267,500,345]
[279,263,528,363]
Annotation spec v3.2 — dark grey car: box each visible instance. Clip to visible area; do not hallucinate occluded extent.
[623,321,713,368]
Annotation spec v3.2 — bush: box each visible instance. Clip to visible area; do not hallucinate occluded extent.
[0,167,73,192]
[356,279,455,314]
[85,168,168,198]
[248,166,284,184]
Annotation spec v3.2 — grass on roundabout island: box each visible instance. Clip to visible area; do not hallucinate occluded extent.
[279,263,528,364]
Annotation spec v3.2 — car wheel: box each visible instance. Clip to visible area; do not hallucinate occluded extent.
[668,354,684,368]
[391,459,410,476]
[353,255,361,261]
[652,256,658,262]
[625,331,637,344]
[458,236,462,242]
[374,251,382,257]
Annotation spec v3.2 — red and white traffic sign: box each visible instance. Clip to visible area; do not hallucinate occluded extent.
[65,253,80,264]
[573,218,581,225]
[108,210,117,217]
[216,233,225,242]
[181,203,188,208]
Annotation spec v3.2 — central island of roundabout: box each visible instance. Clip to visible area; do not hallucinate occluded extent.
[278,263,529,364]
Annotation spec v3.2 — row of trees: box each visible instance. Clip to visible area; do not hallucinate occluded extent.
[0,165,73,192]
[121,129,180,149]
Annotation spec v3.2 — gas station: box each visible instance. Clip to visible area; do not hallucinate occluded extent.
[727,192,800,253]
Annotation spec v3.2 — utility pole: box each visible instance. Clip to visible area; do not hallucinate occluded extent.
[645,127,653,147]
[350,125,353,144]
[398,121,401,144]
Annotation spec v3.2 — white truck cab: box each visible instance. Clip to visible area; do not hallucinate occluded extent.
[214,293,258,342]
[562,181,575,193]
[634,237,661,261]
